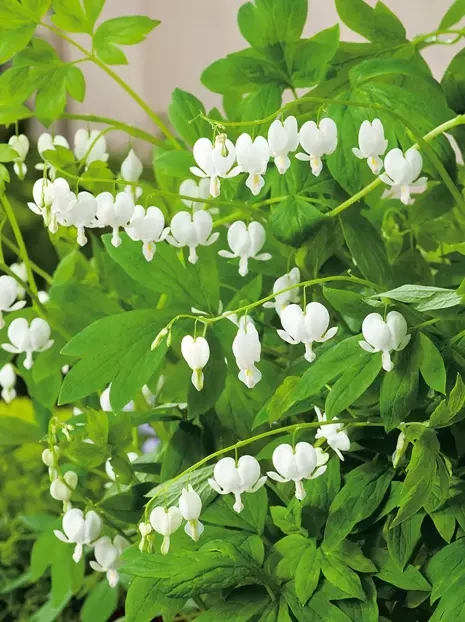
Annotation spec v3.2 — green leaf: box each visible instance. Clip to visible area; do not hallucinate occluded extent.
[380,341,420,432]
[125,577,184,622]
[195,588,270,621]
[372,548,430,591]
[0,144,20,163]
[187,332,226,418]
[35,64,87,125]
[52,0,92,32]
[439,0,465,28]
[385,512,424,570]
[419,333,446,394]
[65,65,85,102]
[334,0,406,43]
[338,577,379,622]
[159,423,203,481]
[21,0,51,20]
[290,25,340,89]
[146,465,216,510]
[101,483,152,523]
[0,24,35,64]
[59,310,170,410]
[325,352,382,418]
[295,540,320,604]
[103,234,219,312]
[373,284,462,311]
[349,58,431,87]
[320,549,366,600]
[86,410,109,447]
[393,429,439,526]
[94,16,160,64]
[82,0,105,27]
[294,335,366,402]
[430,374,465,428]
[237,0,307,50]
[168,88,211,146]
[427,538,465,603]
[264,376,299,424]
[323,287,372,321]
[442,48,465,113]
[339,211,392,287]
[269,197,327,247]
[330,540,377,573]
[80,578,118,622]
[241,85,282,135]
[154,149,195,178]
[0,416,41,446]
[203,486,268,535]
[324,463,394,550]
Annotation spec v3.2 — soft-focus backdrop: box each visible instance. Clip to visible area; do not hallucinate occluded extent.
[39,0,465,153]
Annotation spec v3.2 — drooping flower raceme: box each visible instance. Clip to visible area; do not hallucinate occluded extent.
[9,134,29,179]
[380,148,427,205]
[263,267,300,316]
[149,506,183,555]
[74,129,109,166]
[2,318,53,369]
[54,508,102,563]
[0,276,26,328]
[179,178,211,210]
[126,205,170,261]
[208,456,267,513]
[267,116,299,174]
[190,135,241,198]
[49,471,78,512]
[120,148,143,199]
[95,192,135,247]
[179,485,204,542]
[181,335,210,391]
[218,221,271,277]
[296,118,338,176]
[167,210,219,264]
[314,407,350,461]
[352,119,388,175]
[60,191,98,246]
[232,316,262,388]
[90,535,129,587]
[359,311,411,372]
[28,178,75,234]
[235,133,270,195]
[278,302,338,363]
[0,363,16,403]
[267,442,329,500]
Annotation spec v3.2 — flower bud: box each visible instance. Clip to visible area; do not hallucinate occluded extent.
[151,327,168,350]
[42,446,59,468]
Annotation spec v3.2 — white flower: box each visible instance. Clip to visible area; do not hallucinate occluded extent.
[167,210,219,265]
[60,191,98,246]
[380,148,427,205]
[74,129,109,166]
[296,118,338,176]
[277,302,338,363]
[181,335,210,391]
[352,119,388,175]
[268,116,299,174]
[126,205,170,261]
[235,133,270,195]
[105,452,138,482]
[359,311,411,372]
[190,135,241,198]
[54,508,102,563]
[267,442,329,500]
[149,506,183,555]
[314,407,350,461]
[179,178,211,211]
[179,485,204,542]
[38,290,50,304]
[28,178,75,234]
[208,455,267,513]
[0,363,16,403]
[50,471,78,511]
[90,535,129,587]
[2,317,53,369]
[218,221,271,277]
[138,522,152,552]
[0,276,26,328]
[232,316,261,388]
[10,262,28,298]
[9,134,29,179]
[263,267,300,316]
[121,149,143,199]
[41,446,59,468]
[95,192,135,247]
[36,133,69,179]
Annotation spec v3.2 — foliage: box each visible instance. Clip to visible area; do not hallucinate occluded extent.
[1,0,465,620]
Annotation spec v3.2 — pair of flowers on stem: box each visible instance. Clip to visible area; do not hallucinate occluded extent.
[191,117,427,205]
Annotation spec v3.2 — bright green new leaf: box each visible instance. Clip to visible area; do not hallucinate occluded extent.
[94,16,160,64]
[168,88,211,146]
[439,0,465,28]
[334,0,406,43]
[80,578,119,622]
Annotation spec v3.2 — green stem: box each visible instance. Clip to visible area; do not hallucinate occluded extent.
[40,23,181,150]
[0,262,46,315]
[2,236,53,284]
[0,195,38,298]
[61,113,168,149]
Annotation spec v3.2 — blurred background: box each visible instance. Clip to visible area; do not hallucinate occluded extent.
[40,0,465,155]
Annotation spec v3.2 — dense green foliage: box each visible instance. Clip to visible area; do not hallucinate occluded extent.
[2,0,465,620]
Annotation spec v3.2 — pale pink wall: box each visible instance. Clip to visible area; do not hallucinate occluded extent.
[58,0,465,152]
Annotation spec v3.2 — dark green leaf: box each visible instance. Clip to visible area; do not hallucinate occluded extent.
[295,540,320,604]
[269,197,327,247]
[419,333,446,394]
